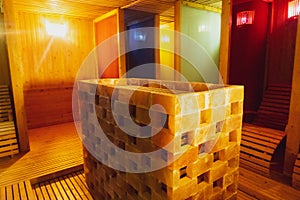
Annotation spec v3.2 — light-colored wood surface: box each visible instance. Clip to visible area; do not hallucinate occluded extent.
[32,170,93,200]
[0,85,19,158]
[0,180,36,200]
[219,0,231,84]
[0,121,298,199]
[285,13,300,176]
[241,123,286,176]
[3,0,30,153]
[0,122,83,187]
[252,84,291,131]
[10,0,176,19]
[30,168,300,200]
[18,11,94,89]
[239,167,300,200]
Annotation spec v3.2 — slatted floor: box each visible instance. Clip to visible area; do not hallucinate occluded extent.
[32,170,93,200]
[0,122,83,187]
[0,122,300,200]
[0,180,35,200]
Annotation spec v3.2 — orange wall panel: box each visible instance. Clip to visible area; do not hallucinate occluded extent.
[95,15,119,78]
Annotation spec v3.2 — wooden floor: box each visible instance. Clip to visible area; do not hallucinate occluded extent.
[0,122,83,187]
[0,122,300,200]
[32,170,93,200]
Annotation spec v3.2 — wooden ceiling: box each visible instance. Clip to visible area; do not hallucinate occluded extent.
[10,0,222,20]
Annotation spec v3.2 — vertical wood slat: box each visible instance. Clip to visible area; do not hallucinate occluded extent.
[32,171,93,200]
[18,11,94,89]
[0,180,36,200]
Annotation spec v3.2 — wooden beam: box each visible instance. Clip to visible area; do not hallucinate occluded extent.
[219,0,232,84]
[174,0,181,81]
[284,16,300,176]
[3,0,30,152]
[155,14,161,79]
[117,8,126,78]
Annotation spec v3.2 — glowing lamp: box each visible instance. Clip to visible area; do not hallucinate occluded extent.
[236,11,255,26]
[46,20,67,37]
[288,0,300,19]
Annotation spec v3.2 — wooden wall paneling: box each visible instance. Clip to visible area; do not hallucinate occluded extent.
[3,0,30,152]
[0,14,11,86]
[219,0,232,84]
[267,0,297,85]
[18,12,94,88]
[16,12,94,128]
[284,16,300,176]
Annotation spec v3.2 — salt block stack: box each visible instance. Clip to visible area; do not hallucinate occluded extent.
[77,78,244,200]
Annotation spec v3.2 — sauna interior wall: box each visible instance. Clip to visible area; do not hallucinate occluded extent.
[19,12,95,128]
[0,14,10,86]
[18,12,94,89]
[267,0,298,85]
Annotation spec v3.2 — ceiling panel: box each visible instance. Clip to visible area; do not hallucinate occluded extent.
[10,0,221,20]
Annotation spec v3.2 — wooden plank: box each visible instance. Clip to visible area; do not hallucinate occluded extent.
[25,180,36,200]
[243,124,286,136]
[44,181,56,200]
[18,181,28,200]
[67,173,88,200]
[242,135,278,149]
[240,146,272,161]
[39,182,50,200]
[33,185,44,200]
[73,172,94,200]
[63,174,82,199]
[49,179,64,200]
[6,185,13,200]
[0,133,17,141]
[240,153,271,168]
[13,183,20,200]
[58,176,76,200]
[242,130,280,145]
[63,175,80,199]
[53,178,70,200]
[0,138,18,147]
[0,149,19,158]
[0,144,19,153]
[241,140,274,154]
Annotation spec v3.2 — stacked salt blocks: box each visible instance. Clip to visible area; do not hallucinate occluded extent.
[77,78,244,200]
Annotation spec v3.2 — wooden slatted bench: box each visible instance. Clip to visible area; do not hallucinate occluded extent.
[241,123,286,176]
[0,180,36,200]
[292,153,300,190]
[0,85,19,158]
[0,121,19,158]
[0,85,12,122]
[252,84,291,131]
